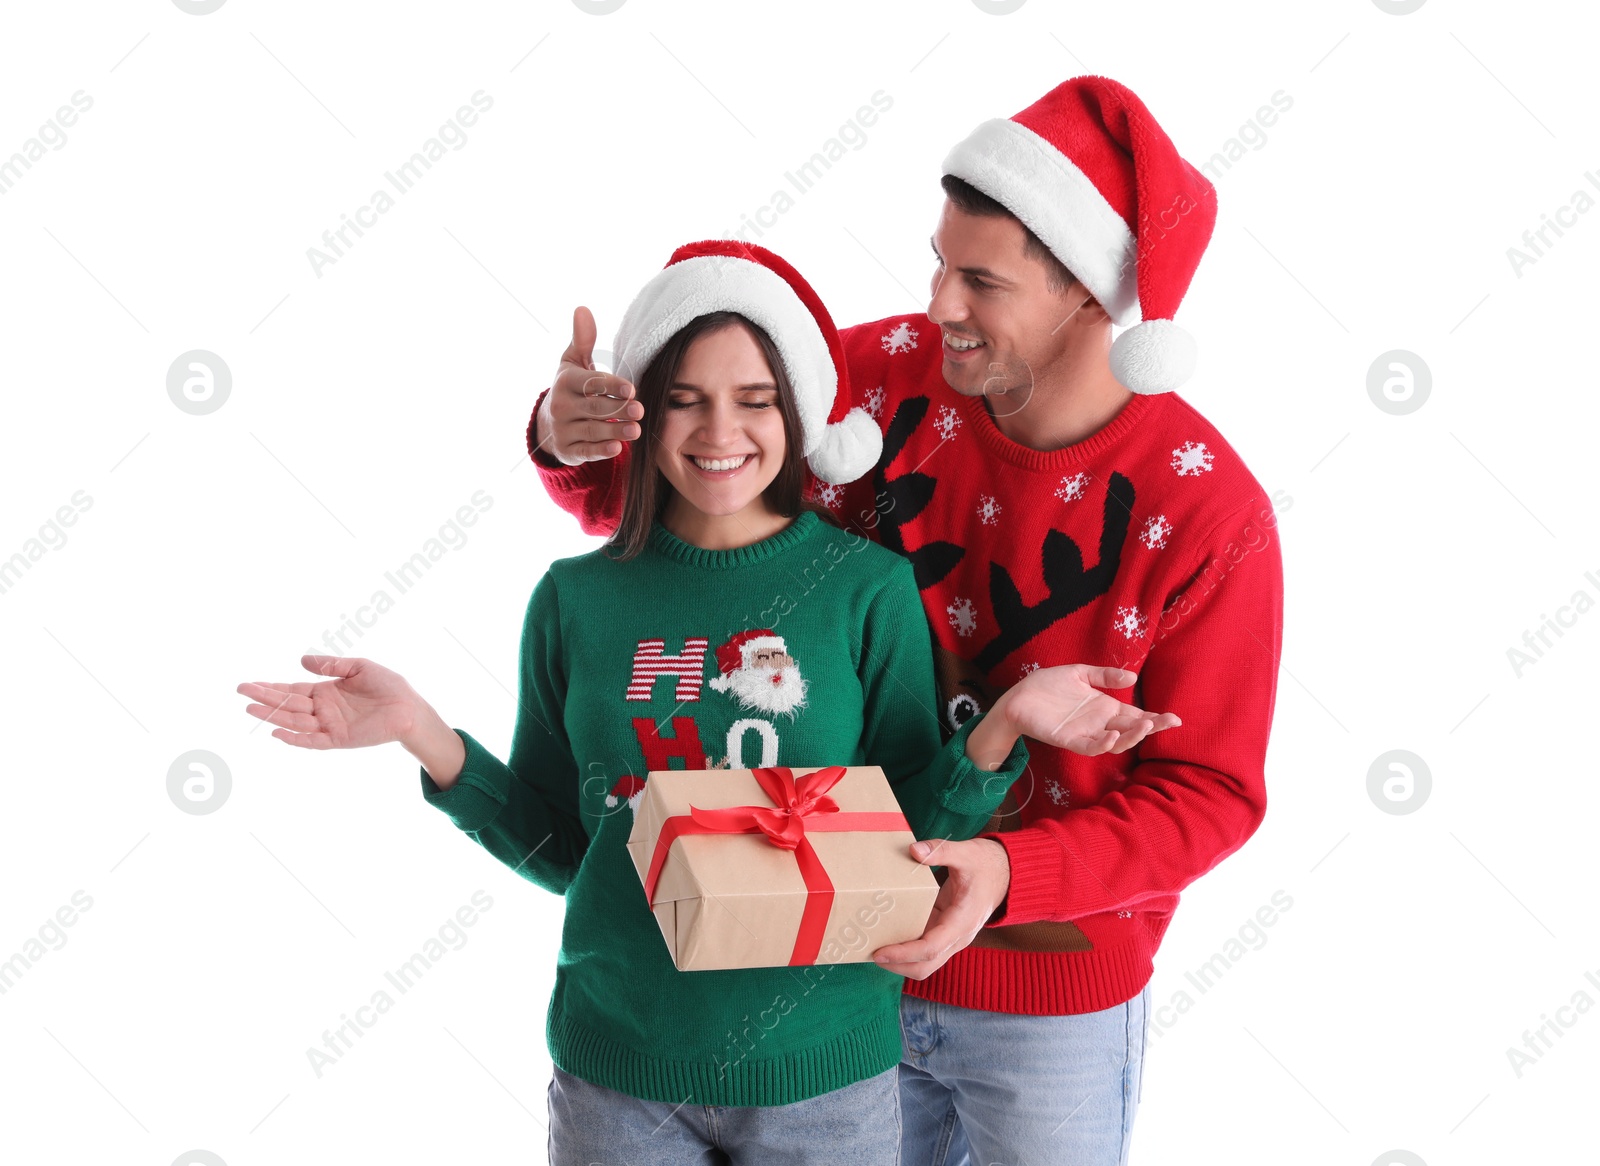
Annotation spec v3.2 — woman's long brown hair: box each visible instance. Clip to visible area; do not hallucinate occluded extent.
[606,311,838,561]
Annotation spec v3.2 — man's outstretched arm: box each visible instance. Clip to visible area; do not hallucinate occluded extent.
[984,497,1283,922]
[527,306,640,537]
[529,387,629,537]
[874,494,1285,978]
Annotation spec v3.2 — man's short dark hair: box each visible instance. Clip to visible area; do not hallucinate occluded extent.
[939,174,1078,295]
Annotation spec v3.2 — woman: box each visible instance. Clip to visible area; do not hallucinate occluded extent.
[237,240,1177,1164]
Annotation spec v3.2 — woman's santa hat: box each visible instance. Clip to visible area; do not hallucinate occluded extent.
[613,240,881,484]
[941,75,1217,394]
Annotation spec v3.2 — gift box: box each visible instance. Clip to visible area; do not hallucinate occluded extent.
[625,764,940,971]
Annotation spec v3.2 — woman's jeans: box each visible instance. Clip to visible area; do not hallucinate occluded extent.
[545,986,1150,1165]
[898,986,1151,1166]
[547,1063,902,1165]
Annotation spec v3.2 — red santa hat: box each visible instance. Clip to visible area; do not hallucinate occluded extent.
[707,629,785,691]
[605,774,645,809]
[941,75,1217,394]
[613,240,881,484]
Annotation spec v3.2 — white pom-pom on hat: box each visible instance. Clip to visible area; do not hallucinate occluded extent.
[1109,319,1198,395]
[807,405,881,485]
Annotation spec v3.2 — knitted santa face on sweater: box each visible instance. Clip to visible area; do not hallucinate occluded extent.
[707,630,808,718]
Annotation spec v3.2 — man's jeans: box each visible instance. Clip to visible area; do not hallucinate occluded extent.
[546,1063,901,1165]
[899,986,1151,1166]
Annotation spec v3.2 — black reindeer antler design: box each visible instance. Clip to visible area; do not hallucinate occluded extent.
[973,470,1136,672]
[871,396,964,590]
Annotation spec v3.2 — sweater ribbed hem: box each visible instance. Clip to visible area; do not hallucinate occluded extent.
[902,931,1154,1015]
[547,997,903,1107]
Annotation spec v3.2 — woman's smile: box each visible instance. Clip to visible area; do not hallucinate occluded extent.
[687,452,755,478]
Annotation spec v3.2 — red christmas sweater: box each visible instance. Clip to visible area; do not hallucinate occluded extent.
[528,311,1285,1016]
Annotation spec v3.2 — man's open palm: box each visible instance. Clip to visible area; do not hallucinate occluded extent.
[1005,664,1180,755]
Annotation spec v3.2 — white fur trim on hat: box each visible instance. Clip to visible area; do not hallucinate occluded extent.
[614,255,834,457]
[808,405,882,485]
[942,118,1141,327]
[1109,319,1196,394]
[737,634,784,664]
[708,633,787,692]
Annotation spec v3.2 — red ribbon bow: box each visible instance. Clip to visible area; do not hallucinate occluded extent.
[686,765,846,849]
[641,765,910,966]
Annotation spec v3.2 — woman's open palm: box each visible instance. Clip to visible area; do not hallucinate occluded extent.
[237,655,418,750]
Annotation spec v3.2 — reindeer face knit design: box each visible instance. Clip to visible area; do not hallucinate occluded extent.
[417,511,1026,1106]
[531,311,1286,1019]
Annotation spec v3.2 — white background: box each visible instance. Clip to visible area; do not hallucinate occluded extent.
[2,1,1596,1163]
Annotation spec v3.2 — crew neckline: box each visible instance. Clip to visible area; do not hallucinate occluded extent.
[960,387,1156,472]
[647,509,820,569]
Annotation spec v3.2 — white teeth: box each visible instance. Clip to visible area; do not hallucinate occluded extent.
[692,455,749,472]
[945,334,983,350]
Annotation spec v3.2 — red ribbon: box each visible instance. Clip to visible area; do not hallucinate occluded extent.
[641,766,911,966]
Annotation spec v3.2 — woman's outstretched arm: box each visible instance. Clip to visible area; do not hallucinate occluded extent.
[237,572,589,896]
[415,573,589,895]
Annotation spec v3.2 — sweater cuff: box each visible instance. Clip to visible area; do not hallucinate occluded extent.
[420,729,511,833]
[528,388,567,470]
[938,714,1029,816]
[979,825,1073,928]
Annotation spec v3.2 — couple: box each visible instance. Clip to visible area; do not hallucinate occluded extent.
[240,74,1283,1165]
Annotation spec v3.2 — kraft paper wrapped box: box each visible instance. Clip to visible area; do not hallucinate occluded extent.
[625,764,940,971]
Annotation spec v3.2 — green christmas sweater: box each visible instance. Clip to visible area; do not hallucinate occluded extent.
[420,510,1027,1106]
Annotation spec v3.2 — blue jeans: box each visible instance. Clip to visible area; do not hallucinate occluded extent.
[546,1063,902,1165]
[898,987,1151,1166]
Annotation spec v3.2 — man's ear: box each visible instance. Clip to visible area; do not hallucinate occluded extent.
[1069,284,1110,324]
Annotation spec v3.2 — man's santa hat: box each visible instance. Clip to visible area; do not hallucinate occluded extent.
[707,629,787,691]
[941,75,1217,395]
[613,240,880,485]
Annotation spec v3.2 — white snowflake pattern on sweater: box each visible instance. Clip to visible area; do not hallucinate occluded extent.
[1171,440,1215,477]
[933,405,962,441]
[1055,471,1089,502]
[1111,605,1148,640]
[947,597,978,637]
[865,386,885,418]
[881,322,919,354]
[1139,515,1173,550]
[976,494,1002,526]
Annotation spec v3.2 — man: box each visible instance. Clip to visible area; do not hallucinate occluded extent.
[525,75,1284,1165]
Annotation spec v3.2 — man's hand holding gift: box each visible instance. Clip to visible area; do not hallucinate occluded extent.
[874,665,1178,980]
